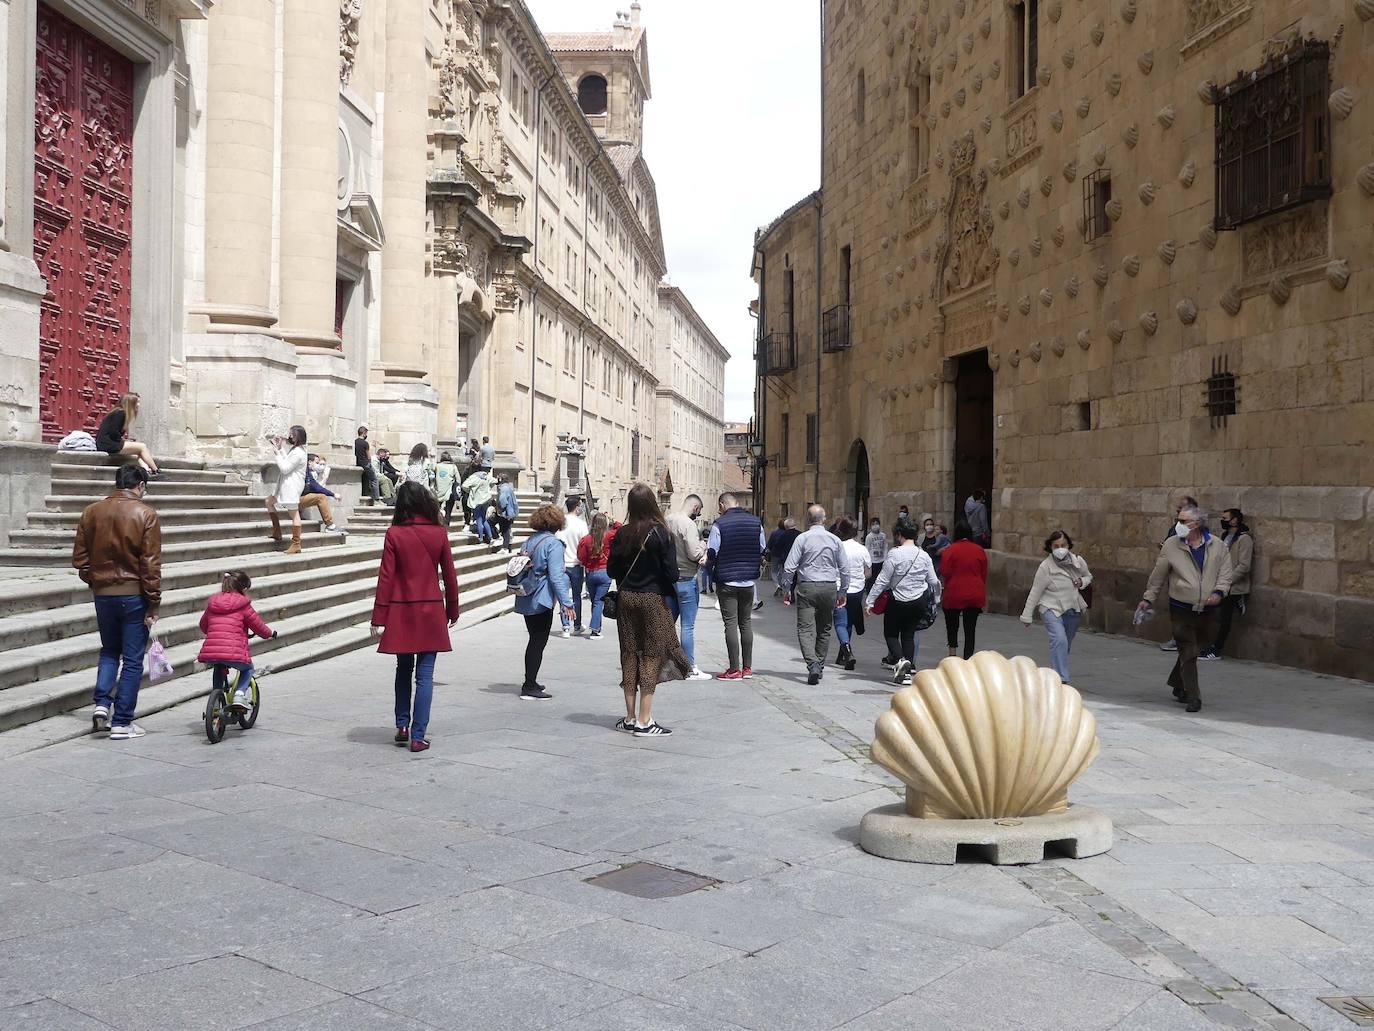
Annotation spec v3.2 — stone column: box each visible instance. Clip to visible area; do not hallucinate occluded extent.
[368,0,437,443]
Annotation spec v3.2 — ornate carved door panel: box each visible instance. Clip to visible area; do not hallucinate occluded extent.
[34,4,134,441]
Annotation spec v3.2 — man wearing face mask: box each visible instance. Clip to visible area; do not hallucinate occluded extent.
[919,515,951,575]
[864,517,888,593]
[1158,494,1200,652]
[1201,508,1253,660]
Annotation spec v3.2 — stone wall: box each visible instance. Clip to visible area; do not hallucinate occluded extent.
[754,0,1374,680]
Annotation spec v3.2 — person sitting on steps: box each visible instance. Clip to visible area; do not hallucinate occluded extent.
[94,393,160,476]
[301,454,344,535]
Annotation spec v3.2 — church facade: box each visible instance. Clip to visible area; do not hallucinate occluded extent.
[0,0,711,517]
[753,0,1374,678]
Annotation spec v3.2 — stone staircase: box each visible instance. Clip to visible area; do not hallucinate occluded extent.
[0,452,540,738]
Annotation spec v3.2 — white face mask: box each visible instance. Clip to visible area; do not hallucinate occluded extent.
[1175,521,1190,538]
[1052,547,1070,561]
[870,524,879,533]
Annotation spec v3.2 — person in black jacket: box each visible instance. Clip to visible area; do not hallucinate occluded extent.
[355,427,379,505]
[606,483,691,737]
[95,394,160,475]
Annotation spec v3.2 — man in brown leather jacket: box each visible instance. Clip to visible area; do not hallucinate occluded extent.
[72,464,162,739]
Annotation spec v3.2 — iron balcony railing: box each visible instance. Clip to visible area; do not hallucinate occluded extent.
[761,331,797,375]
[822,304,851,352]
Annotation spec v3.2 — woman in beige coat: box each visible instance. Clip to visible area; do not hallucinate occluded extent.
[1136,505,1234,713]
[1020,530,1092,685]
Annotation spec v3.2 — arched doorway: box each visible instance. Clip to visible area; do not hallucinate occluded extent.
[849,439,871,527]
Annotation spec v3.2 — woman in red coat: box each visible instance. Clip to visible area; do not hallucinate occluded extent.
[371,482,460,753]
[940,521,988,659]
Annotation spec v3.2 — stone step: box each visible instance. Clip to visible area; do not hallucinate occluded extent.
[48,480,253,501]
[0,527,348,567]
[0,579,518,748]
[6,518,331,549]
[49,452,217,472]
[26,508,332,530]
[0,532,529,619]
[0,541,522,653]
[51,462,233,484]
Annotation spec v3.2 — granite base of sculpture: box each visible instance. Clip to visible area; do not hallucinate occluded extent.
[859,652,1112,866]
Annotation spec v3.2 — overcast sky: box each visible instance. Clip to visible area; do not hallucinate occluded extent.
[524,0,821,424]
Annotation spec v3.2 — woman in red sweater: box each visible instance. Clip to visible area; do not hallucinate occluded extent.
[198,571,277,714]
[371,482,460,753]
[576,512,616,640]
[940,521,988,659]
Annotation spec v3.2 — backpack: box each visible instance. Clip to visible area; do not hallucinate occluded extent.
[506,532,551,596]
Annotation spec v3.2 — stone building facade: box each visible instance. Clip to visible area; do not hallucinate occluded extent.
[753,0,1374,678]
[654,284,728,509]
[0,0,715,518]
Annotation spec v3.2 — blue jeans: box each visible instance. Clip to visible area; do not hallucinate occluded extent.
[395,652,437,741]
[585,569,611,632]
[470,503,491,542]
[698,566,713,593]
[560,565,585,630]
[93,595,149,727]
[667,577,700,666]
[1042,609,1082,684]
[211,661,254,694]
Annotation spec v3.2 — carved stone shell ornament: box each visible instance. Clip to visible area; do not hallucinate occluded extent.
[1048,0,1063,22]
[1358,164,1374,196]
[955,87,967,107]
[973,72,984,93]
[1065,275,1080,297]
[1199,224,1218,249]
[939,12,950,33]
[1052,336,1067,357]
[1018,188,1031,209]
[1093,144,1107,167]
[962,33,974,54]
[1049,109,1065,132]
[998,200,1011,220]
[1137,50,1154,75]
[1029,235,1043,256]
[870,654,1102,821]
[946,50,958,72]
[1137,181,1157,205]
[1106,72,1123,97]
[1327,259,1351,291]
[1123,124,1139,148]
[1062,47,1074,69]
[980,15,992,37]
[1121,0,1137,23]
[1039,288,1054,308]
[1052,224,1066,247]
[1221,286,1242,316]
[1008,247,1021,267]
[1076,329,1092,351]
[1329,88,1356,121]
[1029,341,1043,362]
[1009,349,1022,368]
[934,64,945,84]
[1094,264,1110,287]
[1062,160,1078,183]
[1040,176,1055,197]
[1358,0,1374,20]
[1107,320,1125,343]
[953,0,965,17]
[1269,274,1292,306]
[1076,96,1092,119]
[1122,254,1141,276]
[926,110,939,129]
[941,100,952,118]
[1157,106,1175,129]
[981,115,993,135]
[1179,160,1196,188]
[1198,80,1216,105]
[998,302,1011,321]
[1104,197,1124,222]
[1176,298,1198,325]
[1091,23,1105,46]
[1038,65,1052,87]
[1139,310,1159,336]
[989,351,1002,371]
[1018,295,1032,315]
[1157,239,1177,265]
[990,59,1001,80]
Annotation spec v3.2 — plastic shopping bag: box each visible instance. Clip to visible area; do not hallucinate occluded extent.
[147,637,174,682]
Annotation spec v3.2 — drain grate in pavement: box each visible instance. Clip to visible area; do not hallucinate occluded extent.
[1321,997,1374,1026]
[852,688,892,696]
[585,863,719,899]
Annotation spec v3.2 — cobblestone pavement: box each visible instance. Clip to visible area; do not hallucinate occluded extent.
[3,591,1373,1030]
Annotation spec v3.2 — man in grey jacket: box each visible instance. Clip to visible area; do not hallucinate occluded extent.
[964,490,990,547]
[783,505,850,685]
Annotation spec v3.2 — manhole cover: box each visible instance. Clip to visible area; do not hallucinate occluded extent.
[1321,997,1374,1027]
[584,863,719,899]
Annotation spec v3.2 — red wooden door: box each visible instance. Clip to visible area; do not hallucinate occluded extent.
[33,4,134,442]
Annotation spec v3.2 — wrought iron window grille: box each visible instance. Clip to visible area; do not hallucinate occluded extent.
[1205,356,1238,428]
[1082,168,1111,242]
[1214,38,1331,231]
[822,304,852,352]
[761,331,797,375]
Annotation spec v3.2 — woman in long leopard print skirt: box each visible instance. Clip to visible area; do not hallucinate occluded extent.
[607,484,691,737]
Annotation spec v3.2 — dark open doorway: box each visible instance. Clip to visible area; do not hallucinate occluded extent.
[954,349,994,534]
[851,440,870,526]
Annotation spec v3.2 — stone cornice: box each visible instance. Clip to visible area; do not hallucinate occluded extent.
[658,285,730,363]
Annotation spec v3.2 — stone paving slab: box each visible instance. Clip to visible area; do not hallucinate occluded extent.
[3,595,1374,1028]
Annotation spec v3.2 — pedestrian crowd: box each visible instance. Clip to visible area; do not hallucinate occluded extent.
[70,406,1255,746]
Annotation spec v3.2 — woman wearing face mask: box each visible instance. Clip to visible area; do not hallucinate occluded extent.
[1020,530,1092,685]
[863,518,888,593]
[265,426,309,555]
[919,515,951,575]
[299,453,345,534]
[1201,508,1253,660]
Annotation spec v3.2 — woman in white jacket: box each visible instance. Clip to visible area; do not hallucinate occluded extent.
[266,425,309,555]
[1020,530,1093,685]
[864,519,941,686]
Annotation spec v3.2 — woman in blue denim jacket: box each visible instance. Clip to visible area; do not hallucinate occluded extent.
[513,503,576,700]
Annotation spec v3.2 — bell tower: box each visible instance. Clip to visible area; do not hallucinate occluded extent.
[547,4,652,150]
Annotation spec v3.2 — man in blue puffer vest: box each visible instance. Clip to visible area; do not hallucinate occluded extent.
[706,493,766,680]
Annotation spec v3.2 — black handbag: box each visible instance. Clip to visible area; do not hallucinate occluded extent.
[602,531,650,621]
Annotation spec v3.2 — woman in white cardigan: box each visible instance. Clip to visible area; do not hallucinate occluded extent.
[1020,530,1093,685]
[266,425,309,555]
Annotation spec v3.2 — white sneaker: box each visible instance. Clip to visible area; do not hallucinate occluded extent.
[91,705,110,734]
[108,723,146,740]
[230,692,250,714]
[893,659,913,685]
[561,628,572,639]
[686,668,711,681]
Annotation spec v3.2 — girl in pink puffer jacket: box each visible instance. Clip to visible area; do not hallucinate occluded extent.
[198,571,276,713]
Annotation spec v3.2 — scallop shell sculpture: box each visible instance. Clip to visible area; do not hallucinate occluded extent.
[872,653,1101,821]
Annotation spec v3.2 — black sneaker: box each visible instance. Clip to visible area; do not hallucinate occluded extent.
[806,672,820,686]
[633,721,673,737]
[520,688,553,701]
[1185,699,1202,713]
[880,656,897,669]
[614,717,635,733]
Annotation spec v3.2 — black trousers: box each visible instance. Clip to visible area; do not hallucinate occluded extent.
[883,597,924,664]
[523,609,554,689]
[943,607,981,658]
[443,495,458,526]
[1212,594,1245,653]
[491,515,513,550]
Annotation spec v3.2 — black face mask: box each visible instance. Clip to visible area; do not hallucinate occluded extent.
[1220,519,1232,530]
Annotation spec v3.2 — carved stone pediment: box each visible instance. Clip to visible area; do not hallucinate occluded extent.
[933,135,998,301]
